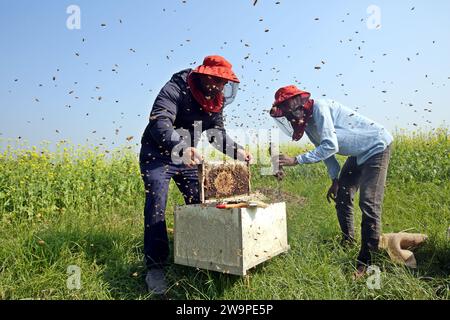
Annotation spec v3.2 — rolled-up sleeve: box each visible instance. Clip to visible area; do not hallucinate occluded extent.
[148,81,182,152]
[296,105,340,178]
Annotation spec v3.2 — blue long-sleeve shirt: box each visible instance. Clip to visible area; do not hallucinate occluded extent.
[295,99,393,180]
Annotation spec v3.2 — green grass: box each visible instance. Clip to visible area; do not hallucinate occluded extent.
[0,129,449,300]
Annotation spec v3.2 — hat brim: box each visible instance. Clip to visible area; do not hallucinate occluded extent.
[269,106,284,118]
[192,66,240,83]
[273,91,310,107]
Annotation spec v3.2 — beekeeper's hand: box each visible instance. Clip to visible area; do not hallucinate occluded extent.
[183,147,203,167]
[278,154,298,166]
[237,149,253,163]
[327,179,339,203]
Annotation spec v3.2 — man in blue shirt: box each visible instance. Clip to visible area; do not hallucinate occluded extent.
[270,85,393,278]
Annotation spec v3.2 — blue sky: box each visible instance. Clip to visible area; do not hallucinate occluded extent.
[1,0,449,151]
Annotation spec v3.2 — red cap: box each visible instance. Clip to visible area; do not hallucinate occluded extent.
[273,85,311,107]
[192,55,240,83]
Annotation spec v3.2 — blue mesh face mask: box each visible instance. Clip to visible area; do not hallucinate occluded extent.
[273,116,294,138]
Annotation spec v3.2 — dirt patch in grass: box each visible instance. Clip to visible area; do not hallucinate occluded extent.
[255,187,308,207]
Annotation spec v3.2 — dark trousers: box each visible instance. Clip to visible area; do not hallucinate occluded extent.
[140,160,200,269]
[335,145,391,266]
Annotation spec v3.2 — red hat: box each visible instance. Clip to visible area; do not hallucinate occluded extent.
[273,85,311,107]
[192,55,240,83]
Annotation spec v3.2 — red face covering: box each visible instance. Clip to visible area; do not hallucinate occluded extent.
[187,55,240,113]
[270,86,314,141]
[187,72,224,113]
[289,99,314,141]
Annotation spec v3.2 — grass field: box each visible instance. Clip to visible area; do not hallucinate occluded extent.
[0,129,449,300]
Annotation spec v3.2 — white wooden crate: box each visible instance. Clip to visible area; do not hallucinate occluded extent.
[173,202,289,276]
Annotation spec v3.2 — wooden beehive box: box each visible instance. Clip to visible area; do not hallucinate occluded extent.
[173,161,290,276]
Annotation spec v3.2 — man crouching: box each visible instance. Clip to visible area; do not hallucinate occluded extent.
[270,85,393,278]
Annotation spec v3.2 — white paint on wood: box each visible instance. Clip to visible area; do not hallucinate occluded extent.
[174,202,289,276]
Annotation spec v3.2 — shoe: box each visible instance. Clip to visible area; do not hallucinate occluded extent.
[340,236,356,248]
[352,264,367,280]
[145,268,167,295]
